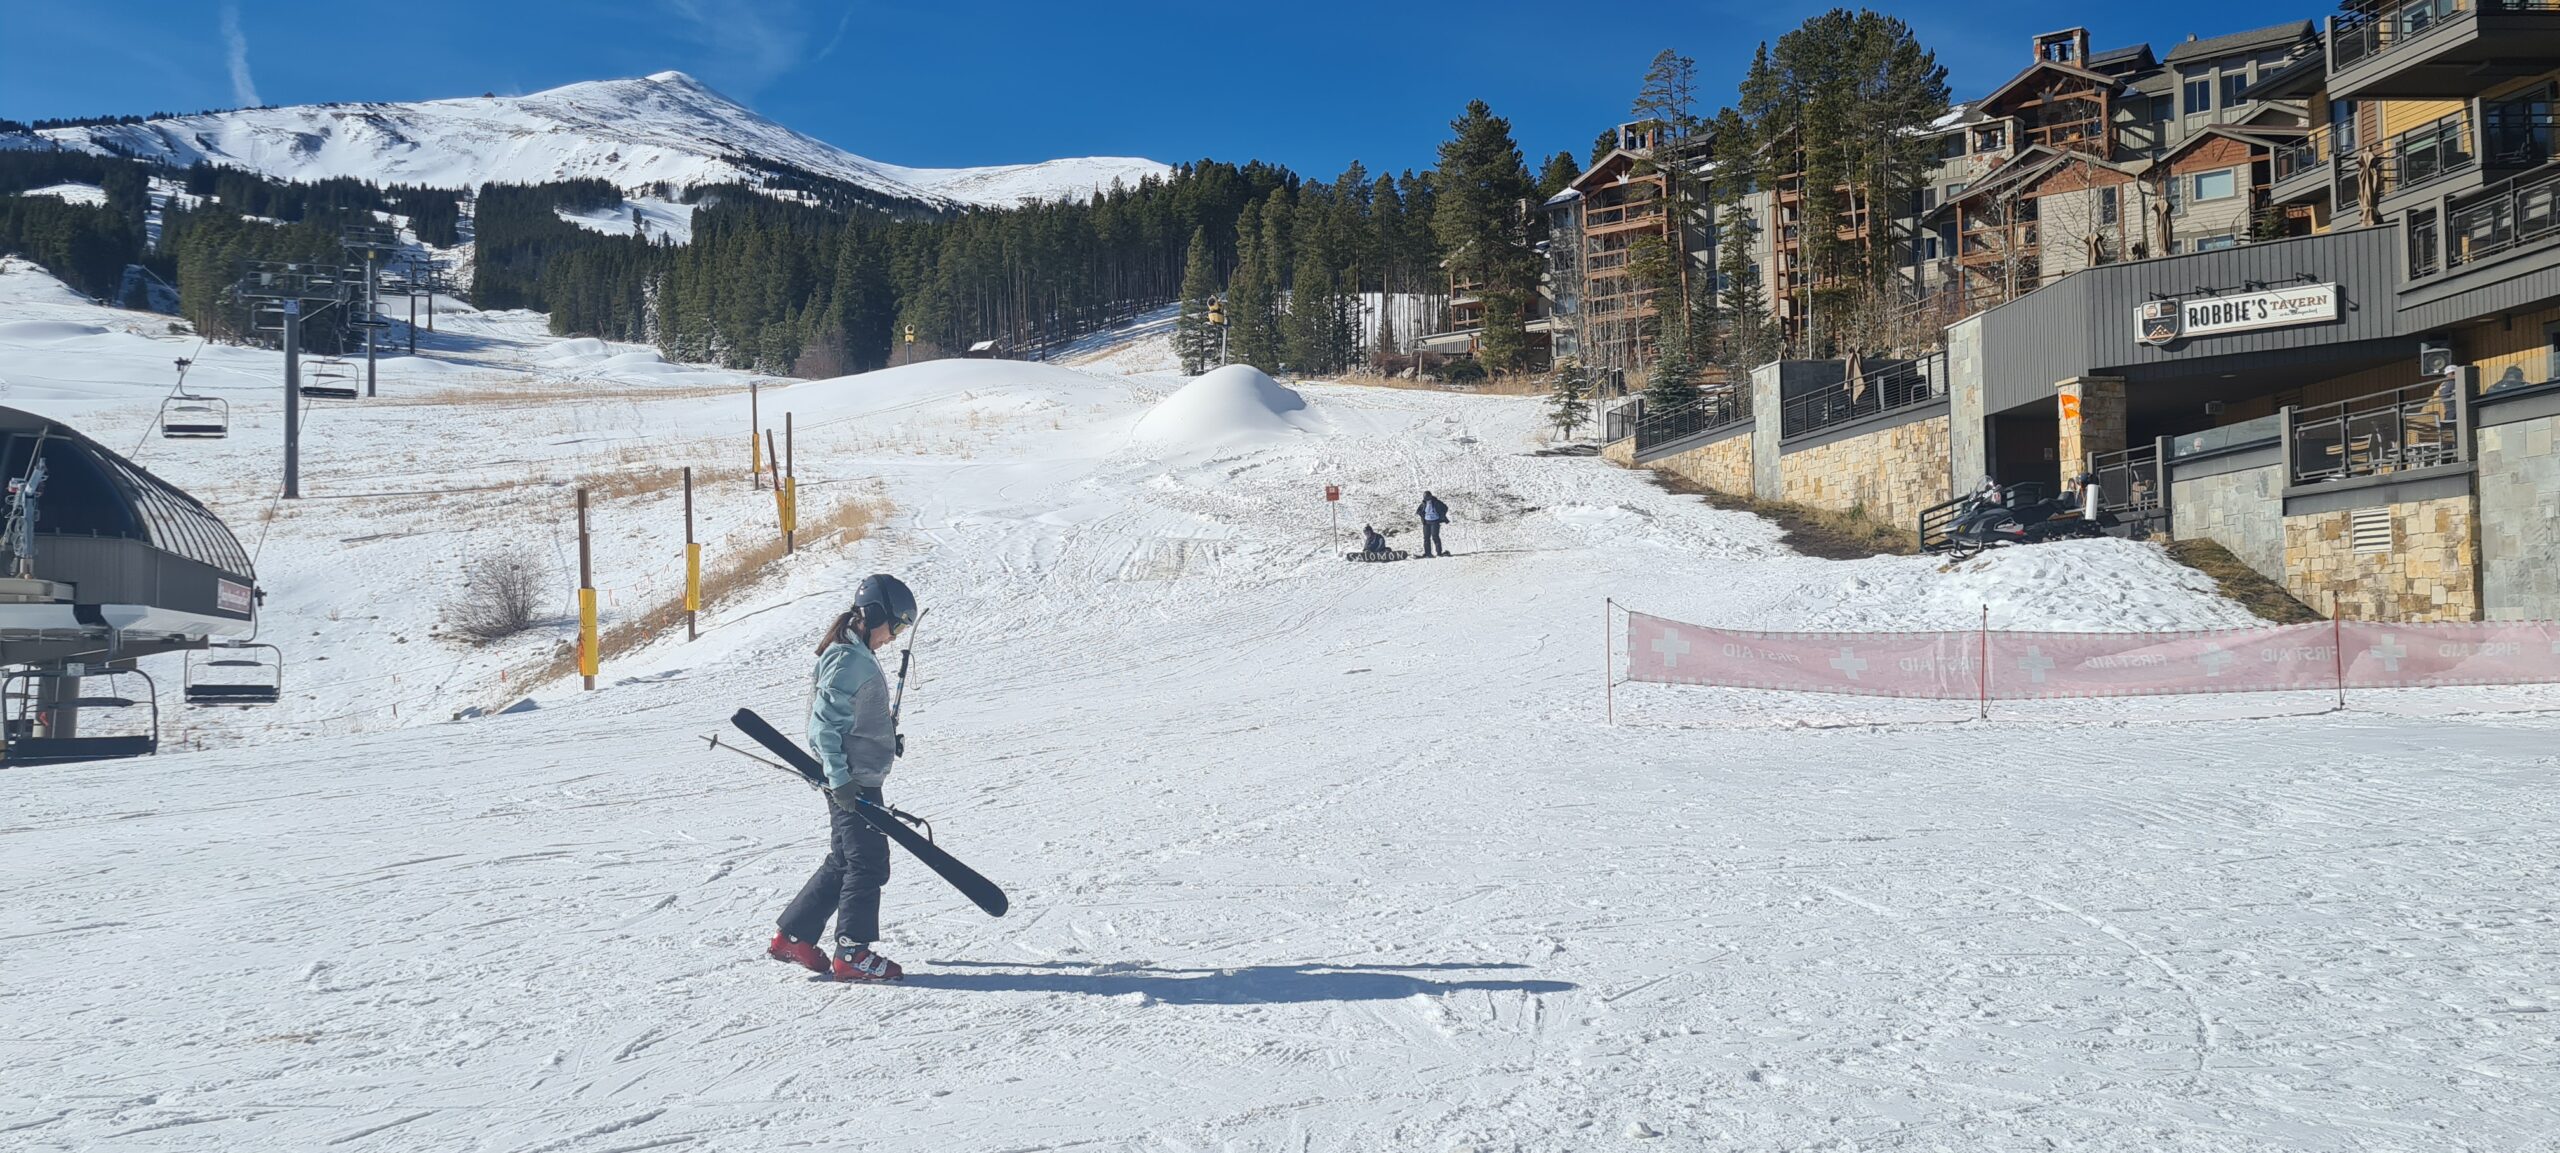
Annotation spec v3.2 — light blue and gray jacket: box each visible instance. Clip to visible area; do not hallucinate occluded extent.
[807,641,898,789]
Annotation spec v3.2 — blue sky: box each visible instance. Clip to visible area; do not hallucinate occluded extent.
[1,1,2327,177]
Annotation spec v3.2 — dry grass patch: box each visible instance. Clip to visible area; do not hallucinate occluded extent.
[496,493,890,700]
[1643,469,1918,559]
[379,380,747,409]
[2161,538,2323,623]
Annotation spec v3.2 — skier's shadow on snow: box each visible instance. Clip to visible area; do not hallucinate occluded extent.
[895,961,1574,1005]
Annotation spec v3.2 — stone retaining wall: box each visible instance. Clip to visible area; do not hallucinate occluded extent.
[2476,412,2560,620]
[1778,415,1952,528]
[1644,429,1755,497]
[2282,495,2479,622]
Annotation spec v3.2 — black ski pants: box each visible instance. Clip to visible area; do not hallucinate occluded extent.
[1420,521,1443,557]
[778,786,890,947]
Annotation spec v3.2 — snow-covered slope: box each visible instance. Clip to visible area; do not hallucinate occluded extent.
[24,72,1168,210]
[6,262,2559,1150]
[875,155,1172,207]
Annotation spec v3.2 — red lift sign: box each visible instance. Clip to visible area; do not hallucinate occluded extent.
[1324,485,1340,502]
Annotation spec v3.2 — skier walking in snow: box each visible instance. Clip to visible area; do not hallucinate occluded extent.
[1416,491,1449,558]
[768,573,920,982]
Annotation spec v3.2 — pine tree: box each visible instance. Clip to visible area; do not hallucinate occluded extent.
[1644,316,1702,417]
[1535,151,1582,201]
[1226,202,1278,371]
[1433,100,1536,374]
[1548,359,1593,438]
[1175,225,1218,374]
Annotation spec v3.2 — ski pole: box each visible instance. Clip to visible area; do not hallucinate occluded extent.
[890,608,928,723]
[701,733,937,840]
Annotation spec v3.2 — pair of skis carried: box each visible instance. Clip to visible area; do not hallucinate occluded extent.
[705,612,1009,918]
[711,709,1009,917]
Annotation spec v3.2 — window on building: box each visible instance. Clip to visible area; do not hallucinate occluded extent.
[1945,181,1968,201]
[2222,72,2251,109]
[2185,77,2214,117]
[1917,187,1938,214]
[1974,126,2006,153]
[2194,233,2240,252]
[2329,97,2359,153]
[2408,207,2440,276]
[1939,134,1966,161]
[2193,169,2239,201]
[2099,186,2119,225]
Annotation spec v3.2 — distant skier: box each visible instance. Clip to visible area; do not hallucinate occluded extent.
[1416,491,1449,558]
[767,573,920,982]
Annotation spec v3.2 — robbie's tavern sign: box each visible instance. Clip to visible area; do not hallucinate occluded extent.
[2136,283,2340,346]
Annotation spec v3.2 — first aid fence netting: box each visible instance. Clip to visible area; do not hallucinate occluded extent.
[1613,606,2560,704]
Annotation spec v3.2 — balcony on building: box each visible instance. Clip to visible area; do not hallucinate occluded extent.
[2376,92,2557,215]
[2325,0,2560,102]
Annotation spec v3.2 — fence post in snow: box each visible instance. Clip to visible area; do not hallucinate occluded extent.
[684,467,699,643]
[1604,598,1614,726]
[2332,592,2345,710]
[1978,606,1989,720]
[751,382,763,491]
[577,488,596,692]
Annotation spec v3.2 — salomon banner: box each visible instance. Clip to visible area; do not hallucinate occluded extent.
[1623,611,2560,701]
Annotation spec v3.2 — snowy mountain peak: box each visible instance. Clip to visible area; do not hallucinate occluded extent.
[19,74,1169,212]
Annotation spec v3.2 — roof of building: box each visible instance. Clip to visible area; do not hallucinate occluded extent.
[1978,59,2126,113]
[2155,123,2297,167]
[2241,40,2328,100]
[2087,44,2158,72]
[2162,20,2317,64]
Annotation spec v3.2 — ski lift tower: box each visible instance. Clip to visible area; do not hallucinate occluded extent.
[236,260,359,499]
[341,225,400,397]
[386,253,450,353]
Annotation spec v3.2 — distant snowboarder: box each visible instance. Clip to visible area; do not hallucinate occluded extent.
[767,573,920,982]
[1361,524,1388,554]
[1416,491,1449,558]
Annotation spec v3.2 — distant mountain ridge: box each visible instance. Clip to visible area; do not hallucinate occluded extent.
[11,72,1168,211]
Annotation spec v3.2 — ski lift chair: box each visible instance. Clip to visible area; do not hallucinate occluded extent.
[302,357,360,401]
[184,642,283,706]
[158,395,230,439]
[1,667,160,766]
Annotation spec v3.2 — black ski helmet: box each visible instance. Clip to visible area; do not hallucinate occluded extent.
[851,573,918,636]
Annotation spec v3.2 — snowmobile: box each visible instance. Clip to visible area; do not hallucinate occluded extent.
[1943,479,2109,559]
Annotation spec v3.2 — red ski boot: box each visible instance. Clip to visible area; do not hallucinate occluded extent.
[767,933,829,974]
[830,945,904,982]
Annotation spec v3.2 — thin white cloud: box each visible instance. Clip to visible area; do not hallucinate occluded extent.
[220,3,260,107]
[657,0,817,94]
[812,5,857,65]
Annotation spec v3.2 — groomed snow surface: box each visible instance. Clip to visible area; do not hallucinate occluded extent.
[3,257,2557,1150]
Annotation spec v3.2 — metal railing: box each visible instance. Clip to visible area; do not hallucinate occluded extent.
[2482,109,2558,169]
[2331,0,2462,69]
[2272,134,2325,185]
[2086,443,2162,520]
[1917,493,1968,553]
[2445,164,2560,272]
[2288,381,2463,485]
[1777,353,1945,440]
[1632,386,1751,456]
[2381,112,2475,195]
[1603,398,1644,443]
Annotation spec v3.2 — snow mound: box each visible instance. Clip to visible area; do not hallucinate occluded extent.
[538,338,611,362]
[1131,365,1309,446]
[0,320,108,343]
